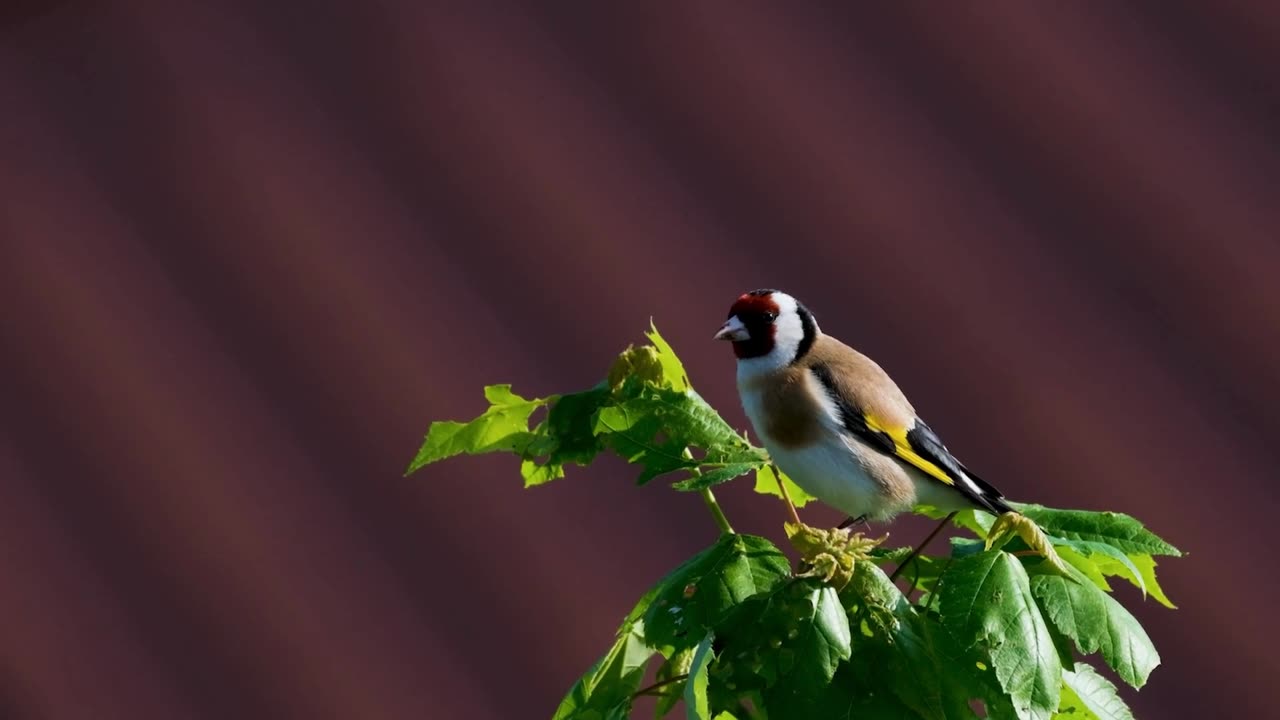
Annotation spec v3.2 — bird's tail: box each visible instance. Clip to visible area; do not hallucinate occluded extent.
[961,467,1013,515]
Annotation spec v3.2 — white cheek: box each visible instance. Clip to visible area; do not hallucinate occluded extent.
[736,349,789,383]
[772,312,805,357]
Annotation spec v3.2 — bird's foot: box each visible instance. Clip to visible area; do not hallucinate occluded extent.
[837,514,868,530]
[786,522,886,590]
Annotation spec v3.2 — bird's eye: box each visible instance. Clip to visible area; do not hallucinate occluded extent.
[763,312,778,322]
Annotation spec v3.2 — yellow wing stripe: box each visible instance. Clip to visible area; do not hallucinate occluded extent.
[863,414,955,486]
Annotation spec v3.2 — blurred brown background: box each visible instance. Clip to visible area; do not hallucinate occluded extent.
[2,1,1276,718]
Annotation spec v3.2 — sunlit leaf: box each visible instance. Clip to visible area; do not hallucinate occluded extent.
[1055,662,1134,720]
[941,550,1061,720]
[1030,566,1160,689]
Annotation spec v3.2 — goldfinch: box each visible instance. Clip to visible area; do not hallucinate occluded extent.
[715,289,1012,523]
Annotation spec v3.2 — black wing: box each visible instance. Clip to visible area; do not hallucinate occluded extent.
[906,420,1012,515]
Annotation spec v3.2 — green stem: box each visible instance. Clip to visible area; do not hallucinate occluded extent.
[701,489,734,535]
[889,512,955,582]
[631,673,689,698]
[682,447,734,535]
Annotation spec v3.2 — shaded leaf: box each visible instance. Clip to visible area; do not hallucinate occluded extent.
[721,580,852,718]
[641,534,790,653]
[777,661,920,720]
[846,562,978,720]
[540,387,613,467]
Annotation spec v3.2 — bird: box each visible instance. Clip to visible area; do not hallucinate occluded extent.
[714,288,1012,524]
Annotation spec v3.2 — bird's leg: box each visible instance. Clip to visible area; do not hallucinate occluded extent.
[888,512,956,583]
[837,514,867,530]
[771,464,804,527]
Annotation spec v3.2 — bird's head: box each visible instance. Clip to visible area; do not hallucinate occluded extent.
[714,289,819,372]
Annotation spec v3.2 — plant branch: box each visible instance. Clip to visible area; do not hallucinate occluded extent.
[701,489,735,535]
[682,446,735,534]
[771,463,803,527]
[889,512,956,582]
[632,673,689,698]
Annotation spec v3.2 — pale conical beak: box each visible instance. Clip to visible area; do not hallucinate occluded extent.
[713,316,749,341]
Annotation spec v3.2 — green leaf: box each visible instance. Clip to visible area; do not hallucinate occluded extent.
[1055,662,1134,720]
[517,386,617,486]
[721,580,852,718]
[752,464,816,507]
[918,506,995,539]
[1094,553,1176,609]
[519,458,563,486]
[674,462,763,492]
[845,562,978,720]
[407,331,1182,720]
[1012,503,1181,557]
[645,322,691,392]
[781,643,943,720]
[406,385,551,474]
[553,620,654,720]
[794,584,855,691]
[1029,566,1159,689]
[542,387,613,465]
[1129,554,1175,609]
[1044,538,1145,596]
[683,633,715,720]
[411,324,782,493]
[1056,547,1112,592]
[641,534,791,653]
[941,550,1062,720]
[956,507,996,538]
[652,648,694,719]
[595,384,765,487]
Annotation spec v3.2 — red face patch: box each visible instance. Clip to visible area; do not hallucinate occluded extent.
[729,292,780,318]
[725,291,781,359]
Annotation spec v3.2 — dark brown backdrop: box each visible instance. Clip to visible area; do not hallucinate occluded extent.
[2,1,1276,718]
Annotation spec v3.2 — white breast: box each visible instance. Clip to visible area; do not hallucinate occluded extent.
[737,368,904,520]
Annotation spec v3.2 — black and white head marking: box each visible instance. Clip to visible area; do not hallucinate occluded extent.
[717,289,820,381]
